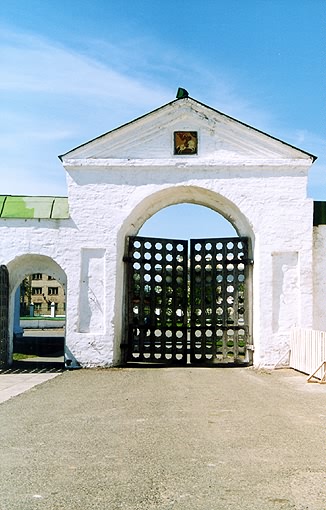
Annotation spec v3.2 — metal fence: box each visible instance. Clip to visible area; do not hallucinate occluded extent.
[290,327,326,379]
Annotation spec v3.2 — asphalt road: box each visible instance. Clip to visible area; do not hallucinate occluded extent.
[0,367,325,510]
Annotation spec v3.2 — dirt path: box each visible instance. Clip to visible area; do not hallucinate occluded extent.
[0,367,325,509]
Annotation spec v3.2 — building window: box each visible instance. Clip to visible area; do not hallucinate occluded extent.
[32,287,42,295]
[34,303,42,311]
[32,273,42,280]
[48,287,59,295]
[48,276,55,280]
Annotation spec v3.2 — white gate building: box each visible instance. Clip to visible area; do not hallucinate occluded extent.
[0,94,324,369]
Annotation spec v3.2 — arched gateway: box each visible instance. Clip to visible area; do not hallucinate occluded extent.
[0,95,319,368]
[119,187,254,366]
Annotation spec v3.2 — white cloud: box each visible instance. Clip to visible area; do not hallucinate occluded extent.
[0,25,276,127]
[0,28,170,107]
[0,25,324,198]
[0,27,173,195]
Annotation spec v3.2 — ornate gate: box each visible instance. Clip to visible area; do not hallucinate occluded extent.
[189,238,250,364]
[0,265,9,369]
[123,236,252,366]
[123,237,188,364]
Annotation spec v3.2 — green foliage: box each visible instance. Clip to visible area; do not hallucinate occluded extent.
[20,276,32,315]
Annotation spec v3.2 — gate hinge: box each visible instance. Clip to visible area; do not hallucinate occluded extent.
[246,344,255,351]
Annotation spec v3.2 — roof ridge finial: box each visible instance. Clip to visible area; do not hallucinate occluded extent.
[176,87,189,99]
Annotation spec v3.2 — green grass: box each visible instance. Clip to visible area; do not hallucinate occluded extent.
[13,353,39,361]
[20,316,65,320]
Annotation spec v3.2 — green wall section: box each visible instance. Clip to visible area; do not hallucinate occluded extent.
[314,202,326,226]
[0,196,69,219]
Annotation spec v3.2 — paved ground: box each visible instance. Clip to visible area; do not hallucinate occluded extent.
[0,367,325,510]
[0,368,61,404]
[0,327,65,404]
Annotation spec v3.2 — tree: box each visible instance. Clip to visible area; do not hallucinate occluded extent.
[20,276,32,316]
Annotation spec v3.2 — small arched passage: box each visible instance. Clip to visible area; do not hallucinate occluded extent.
[114,186,254,364]
[7,254,67,367]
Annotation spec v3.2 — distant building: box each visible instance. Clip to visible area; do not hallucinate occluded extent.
[20,274,65,316]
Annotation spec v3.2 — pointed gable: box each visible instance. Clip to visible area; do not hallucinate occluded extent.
[59,97,316,165]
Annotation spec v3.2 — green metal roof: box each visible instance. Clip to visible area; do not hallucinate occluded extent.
[0,196,69,219]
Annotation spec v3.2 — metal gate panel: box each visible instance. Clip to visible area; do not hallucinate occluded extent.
[0,265,9,368]
[189,238,250,365]
[124,236,188,364]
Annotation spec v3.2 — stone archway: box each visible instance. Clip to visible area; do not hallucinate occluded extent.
[114,185,255,365]
[7,254,67,366]
[121,185,254,239]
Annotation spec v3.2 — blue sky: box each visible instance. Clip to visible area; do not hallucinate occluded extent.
[1,1,324,238]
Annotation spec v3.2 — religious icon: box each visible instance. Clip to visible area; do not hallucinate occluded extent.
[174,131,198,155]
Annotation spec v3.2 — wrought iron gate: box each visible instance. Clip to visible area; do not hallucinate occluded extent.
[0,265,9,369]
[189,238,250,364]
[123,236,252,366]
[123,237,188,364]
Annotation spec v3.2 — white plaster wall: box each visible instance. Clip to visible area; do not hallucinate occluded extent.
[0,162,313,368]
[63,156,313,368]
[313,225,326,331]
[0,219,113,367]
